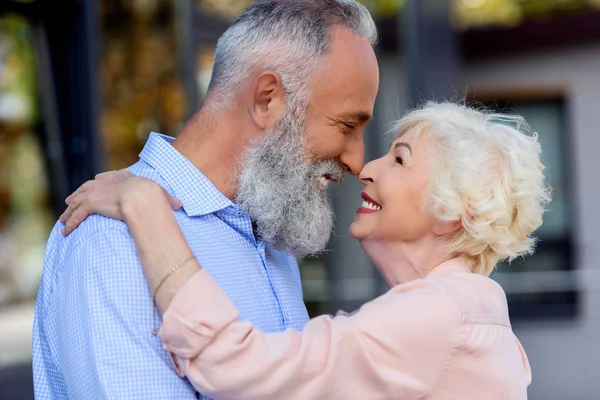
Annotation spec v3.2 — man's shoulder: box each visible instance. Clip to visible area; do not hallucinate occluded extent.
[42,215,135,288]
[128,160,168,185]
[40,214,151,307]
[48,214,131,253]
[36,217,141,325]
[49,159,166,252]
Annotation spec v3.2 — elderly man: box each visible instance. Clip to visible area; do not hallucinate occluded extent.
[32,0,379,398]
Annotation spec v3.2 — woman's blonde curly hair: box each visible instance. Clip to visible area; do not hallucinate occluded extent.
[393,101,552,276]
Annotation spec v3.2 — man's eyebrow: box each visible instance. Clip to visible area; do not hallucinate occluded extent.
[338,111,372,122]
[394,142,412,155]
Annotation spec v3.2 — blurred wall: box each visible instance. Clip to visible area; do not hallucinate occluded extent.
[464,42,600,400]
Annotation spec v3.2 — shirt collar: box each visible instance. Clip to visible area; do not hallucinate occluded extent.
[139,132,233,217]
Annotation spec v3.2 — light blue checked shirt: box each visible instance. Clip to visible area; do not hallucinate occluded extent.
[32,133,310,399]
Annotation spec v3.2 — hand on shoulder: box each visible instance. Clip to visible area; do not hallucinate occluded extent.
[60,170,182,235]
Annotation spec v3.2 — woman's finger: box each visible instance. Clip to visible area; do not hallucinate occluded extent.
[65,181,92,205]
[62,206,89,236]
[161,187,183,210]
[59,204,74,225]
[95,171,113,180]
[114,169,133,179]
[60,192,83,222]
[98,169,132,183]
[65,192,77,205]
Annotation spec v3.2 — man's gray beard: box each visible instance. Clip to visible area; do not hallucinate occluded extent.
[235,106,345,256]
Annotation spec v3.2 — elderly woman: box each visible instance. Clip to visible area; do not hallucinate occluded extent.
[61,102,550,399]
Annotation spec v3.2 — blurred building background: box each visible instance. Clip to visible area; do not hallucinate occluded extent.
[0,0,599,398]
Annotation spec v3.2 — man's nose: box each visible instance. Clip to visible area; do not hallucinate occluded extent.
[339,136,365,175]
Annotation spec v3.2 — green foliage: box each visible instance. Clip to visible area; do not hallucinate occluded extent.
[361,0,600,27]
[196,0,600,28]
[0,14,37,124]
[358,0,405,18]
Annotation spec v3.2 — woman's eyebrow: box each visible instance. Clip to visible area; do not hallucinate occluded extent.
[394,142,412,155]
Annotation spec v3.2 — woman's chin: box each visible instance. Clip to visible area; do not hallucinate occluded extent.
[349,222,361,240]
[349,222,368,241]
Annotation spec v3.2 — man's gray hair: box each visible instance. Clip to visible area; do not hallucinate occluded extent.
[206,0,377,108]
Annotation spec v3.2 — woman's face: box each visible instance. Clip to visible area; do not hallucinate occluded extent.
[349,127,438,244]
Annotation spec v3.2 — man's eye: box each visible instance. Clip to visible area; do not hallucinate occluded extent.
[395,157,404,165]
[343,123,356,129]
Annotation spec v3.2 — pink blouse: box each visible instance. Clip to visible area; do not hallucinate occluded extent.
[160,259,531,399]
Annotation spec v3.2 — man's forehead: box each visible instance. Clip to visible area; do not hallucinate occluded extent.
[311,28,377,77]
[303,29,378,120]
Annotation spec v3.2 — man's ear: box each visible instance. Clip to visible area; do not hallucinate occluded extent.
[248,70,286,130]
[432,219,462,236]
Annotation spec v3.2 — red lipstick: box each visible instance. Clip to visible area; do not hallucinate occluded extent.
[357,192,382,214]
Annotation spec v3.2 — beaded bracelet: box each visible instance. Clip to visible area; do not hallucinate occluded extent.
[152,254,197,335]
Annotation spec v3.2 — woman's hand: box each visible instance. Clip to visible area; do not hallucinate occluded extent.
[60,170,182,236]
[61,169,196,313]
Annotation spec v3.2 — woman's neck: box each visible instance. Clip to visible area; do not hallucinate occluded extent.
[360,235,453,287]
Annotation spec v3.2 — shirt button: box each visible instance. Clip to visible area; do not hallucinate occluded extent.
[236,211,242,216]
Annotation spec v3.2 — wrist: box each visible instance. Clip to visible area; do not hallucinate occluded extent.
[154,257,200,314]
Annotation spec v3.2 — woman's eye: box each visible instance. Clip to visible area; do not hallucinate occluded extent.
[395,156,404,165]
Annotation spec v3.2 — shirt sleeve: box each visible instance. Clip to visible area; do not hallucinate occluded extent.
[160,269,465,400]
[52,226,198,399]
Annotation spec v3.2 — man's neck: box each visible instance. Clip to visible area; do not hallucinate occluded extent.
[172,107,250,200]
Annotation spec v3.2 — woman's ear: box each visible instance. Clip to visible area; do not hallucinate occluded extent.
[248,70,286,131]
[432,219,462,236]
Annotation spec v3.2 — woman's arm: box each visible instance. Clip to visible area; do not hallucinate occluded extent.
[60,170,200,314]
[120,180,201,314]
[160,271,463,400]
[61,171,464,400]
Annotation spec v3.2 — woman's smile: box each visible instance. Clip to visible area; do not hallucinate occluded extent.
[357,192,381,214]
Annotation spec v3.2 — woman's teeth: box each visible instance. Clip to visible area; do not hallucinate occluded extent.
[361,200,381,211]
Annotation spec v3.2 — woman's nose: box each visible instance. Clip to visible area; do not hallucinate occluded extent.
[359,159,376,185]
